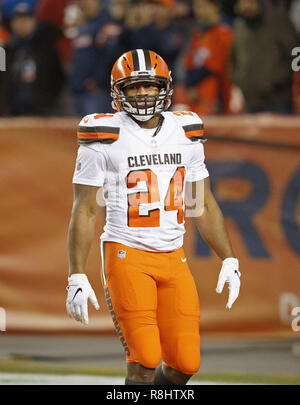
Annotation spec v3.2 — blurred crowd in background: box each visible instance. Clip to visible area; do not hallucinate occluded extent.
[0,0,299,117]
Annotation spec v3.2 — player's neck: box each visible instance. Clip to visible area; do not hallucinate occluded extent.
[132,114,161,129]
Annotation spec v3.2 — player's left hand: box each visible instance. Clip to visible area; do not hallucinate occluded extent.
[216,258,241,309]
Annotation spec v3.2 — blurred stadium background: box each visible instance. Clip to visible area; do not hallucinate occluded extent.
[0,0,300,385]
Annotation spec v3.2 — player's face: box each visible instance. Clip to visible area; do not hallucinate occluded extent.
[123,81,160,108]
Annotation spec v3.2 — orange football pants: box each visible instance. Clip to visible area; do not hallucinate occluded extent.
[100,241,201,375]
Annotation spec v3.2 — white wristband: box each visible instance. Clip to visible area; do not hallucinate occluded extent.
[222,258,239,266]
[68,273,88,283]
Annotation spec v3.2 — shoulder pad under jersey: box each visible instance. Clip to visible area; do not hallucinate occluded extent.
[171,111,206,143]
[77,113,120,145]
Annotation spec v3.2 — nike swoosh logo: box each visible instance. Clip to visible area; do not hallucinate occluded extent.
[83,119,89,123]
[234,270,240,277]
[72,288,82,300]
[181,257,187,263]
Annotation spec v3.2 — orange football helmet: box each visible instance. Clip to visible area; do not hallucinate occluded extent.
[111,49,173,121]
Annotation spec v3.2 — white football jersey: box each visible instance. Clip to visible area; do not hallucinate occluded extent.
[72,111,209,252]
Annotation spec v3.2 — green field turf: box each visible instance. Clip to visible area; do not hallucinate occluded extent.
[0,359,299,385]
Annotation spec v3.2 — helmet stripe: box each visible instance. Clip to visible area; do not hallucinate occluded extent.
[136,49,146,70]
[131,49,140,71]
[143,49,152,70]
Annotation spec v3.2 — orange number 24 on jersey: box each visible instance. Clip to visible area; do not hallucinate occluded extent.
[126,167,186,227]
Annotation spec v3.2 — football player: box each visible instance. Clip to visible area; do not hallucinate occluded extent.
[66,49,241,385]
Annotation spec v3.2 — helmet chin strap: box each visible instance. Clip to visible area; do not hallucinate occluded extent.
[130,114,155,122]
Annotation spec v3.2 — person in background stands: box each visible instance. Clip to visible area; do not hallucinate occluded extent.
[229,0,299,114]
[70,0,123,116]
[0,1,65,116]
[123,0,184,81]
[183,0,233,115]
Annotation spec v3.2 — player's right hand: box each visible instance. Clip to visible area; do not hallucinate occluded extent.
[66,273,99,325]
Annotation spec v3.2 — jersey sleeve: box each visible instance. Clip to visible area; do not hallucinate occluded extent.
[77,113,119,144]
[72,144,107,187]
[186,142,209,182]
[171,111,209,182]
